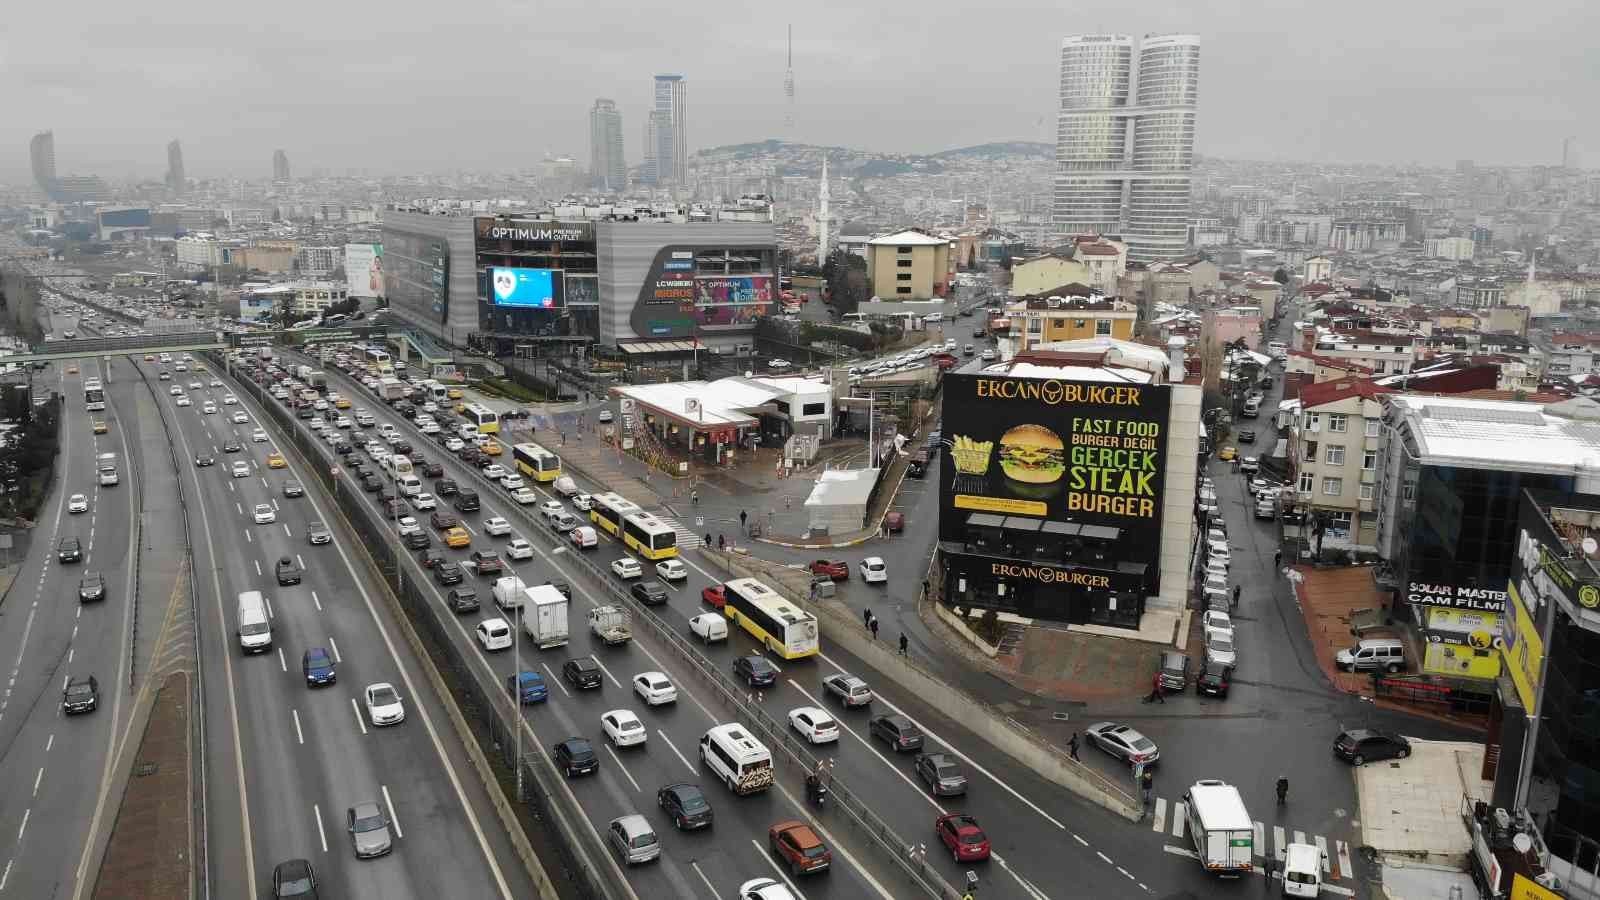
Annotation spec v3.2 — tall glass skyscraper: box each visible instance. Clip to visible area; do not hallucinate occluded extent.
[166,139,186,194]
[30,131,58,198]
[650,74,687,185]
[1053,33,1200,262]
[588,98,626,191]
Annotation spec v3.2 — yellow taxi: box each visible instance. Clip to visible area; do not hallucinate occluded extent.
[92,420,108,434]
[66,364,80,374]
[453,401,468,414]
[266,452,287,469]
[143,354,155,362]
[333,397,351,410]
[482,439,503,456]
[443,526,471,548]
[446,387,463,400]
[1217,446,1237,461]
[195,364,208,372]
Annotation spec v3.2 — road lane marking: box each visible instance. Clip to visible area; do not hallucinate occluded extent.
[749,838,810,900]
[1096,850,1113,865]
[688,861,718,896]
[265,596,274,619]
[382,784,403,839]
[293,710,304,744]
[1172,802,1187,837]
[313,804,328,853]
[278,648,287,672]
[1151,797,1166,832]
[603,744,642,792]
[588,654,624,689]
[311,590,321,612]
[236,502,242,515]
[17,809,29,843]
[254,560,262,576]
[1274,826,1286,858]
[1315,835,1331,873]
[33,767,43,797]
[350,698,368,735]
[1336,840,1354,878]
[283,524,291,538]
[542,664,570,698]
[328,637,342,663]
[244,529,252,543]
[657,730,696,775]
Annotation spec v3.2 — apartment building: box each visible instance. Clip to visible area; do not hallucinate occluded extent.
[1007,295,1138,352]
[1309,330,1417,377]
[1288,378,1387,553]
[1542,332,1600,380]
[865,230,951,300]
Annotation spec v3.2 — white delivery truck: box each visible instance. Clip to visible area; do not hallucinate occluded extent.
[492,576,529,612]
[377,377,408,403]
[588,606,632,645]
[523,584,569,649]
[1184,780,1255,876]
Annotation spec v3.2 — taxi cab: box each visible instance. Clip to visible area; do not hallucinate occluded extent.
[92,420,108,434]
[143,354,155,362]
[443,526,471,548]
[482,439,503,456]
[446,387,464,400]
[66,364,80,374]
[266,452,287,469]
[1217,446,1238,461]
[333,396,351,409]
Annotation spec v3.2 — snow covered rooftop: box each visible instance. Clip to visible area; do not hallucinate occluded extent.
[1390,395,1600,475]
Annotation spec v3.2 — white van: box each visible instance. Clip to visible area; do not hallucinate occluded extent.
[1281,842,1323,897]
[699,723,775,795]
[237,591,272,653]
[923,313,944,324]
[395,474,422,497]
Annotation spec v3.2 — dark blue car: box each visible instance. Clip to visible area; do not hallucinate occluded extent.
[302,648,337,687]
[508,671,549,705]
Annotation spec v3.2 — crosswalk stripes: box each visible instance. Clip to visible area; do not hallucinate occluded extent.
[1153,795,1354,883]
[658,513,702,549]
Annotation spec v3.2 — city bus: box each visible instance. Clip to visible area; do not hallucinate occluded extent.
[722,577,820,660]
[589,492,643,538]
[511,442,562,482]
[622,511,678,560]
[363,347,393,376]
[461,403,501,434]
[84,377,105,411]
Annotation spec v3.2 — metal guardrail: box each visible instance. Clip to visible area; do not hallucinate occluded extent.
[285,349,954,899]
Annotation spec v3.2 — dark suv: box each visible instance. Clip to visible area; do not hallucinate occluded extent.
[869,714,924,752]
[446,587,480,613]
[302,648,336,687]
[434,561,464,586]
[58,537,84,563]
[78,571,106,602]
[552,737,599,777]
[453,490,481,512]
[275,556,302,586]
[733,655,777,687]
[562,657,602,690]
[62,675,99,714]
[470,550,503,577]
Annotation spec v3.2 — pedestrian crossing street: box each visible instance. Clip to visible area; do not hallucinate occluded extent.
[663,514,702,550]
[1151,796,1357,891]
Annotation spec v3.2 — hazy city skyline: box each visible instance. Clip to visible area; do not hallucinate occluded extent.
[2,0,1592,182]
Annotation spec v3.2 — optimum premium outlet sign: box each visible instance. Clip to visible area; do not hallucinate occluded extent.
[939,373,1171,581]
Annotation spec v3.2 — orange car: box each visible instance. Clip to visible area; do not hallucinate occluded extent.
[769,820,831,875]
[443,526,471,548]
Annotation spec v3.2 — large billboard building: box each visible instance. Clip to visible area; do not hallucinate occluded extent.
[936,342,1201,628]
[381,206,776,355]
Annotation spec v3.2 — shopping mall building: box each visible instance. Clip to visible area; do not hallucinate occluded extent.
[379,206,777,359]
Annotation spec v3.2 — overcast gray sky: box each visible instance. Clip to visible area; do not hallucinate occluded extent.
[3,0,1592,181]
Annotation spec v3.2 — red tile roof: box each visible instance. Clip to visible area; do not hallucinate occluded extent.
[1287,350,1375,374]
[1299,378,1387,410]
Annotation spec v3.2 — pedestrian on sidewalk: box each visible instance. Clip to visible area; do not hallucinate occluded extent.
[1274,549,1282,569]
[1232,585,1241,609]
[1067,732,1080,761]
[740,509,747,533]
[717,534,725,550]
[898,633,908,656]
[704,533,711,547]
[869,616,880,640]
[921,579,930,602]
[691,489,699,506]
[1144,672,1166,704]
[864,607,873,628]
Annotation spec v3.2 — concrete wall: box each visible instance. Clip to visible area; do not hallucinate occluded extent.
[700,549,1142,821]
[1158,384,1202,609]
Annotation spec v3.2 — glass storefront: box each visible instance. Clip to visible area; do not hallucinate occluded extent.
[1535,609,1600,858]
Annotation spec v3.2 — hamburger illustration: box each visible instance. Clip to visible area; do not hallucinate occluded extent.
[997,424,1065,484]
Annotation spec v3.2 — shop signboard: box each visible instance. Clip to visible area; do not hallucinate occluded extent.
[1422,606,1502,679]
[474,218,593,247]
[1406,582,1507,612]
[937,373,1170,590]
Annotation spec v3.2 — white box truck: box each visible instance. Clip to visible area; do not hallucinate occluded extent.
[377,377,408,402]
[523,584,569,649]
[1184,780,1255,876]
[588,605,632,645]
[492,576,528,612]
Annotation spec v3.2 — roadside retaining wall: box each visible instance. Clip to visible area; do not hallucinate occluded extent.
[701,548,1142,822]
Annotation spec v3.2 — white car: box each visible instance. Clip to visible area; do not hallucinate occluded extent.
[655,559,687,581]
[688,613,728,643]
[537,500,564,521]
[788,706,840,744]
[252,503,276,524]
[251,429,268,443]
[632,672,677,706]
[418,421,440,435]
[505,538,534,560]
[444,437,465,452]
[376,423,396,437]
[500,474,525,491]
[168,385,183,396]
[232,412,248,424]
[209,380,222,388]
[510,487,539,505]
[1202,610,1234,643]
[355,412,376,427]
[409,492,437,510]
[483,464,507,480]
[335,417,353,429]
[569,526,597,549]
[364,441,385,456]
[475,617,513,651]
[611,557,642,579]
[363,683,405,726]
[571,493,594,511]
[231,461,250,478]
[601,709,648,747]
[223,395,238,405]
[176,396,191,407]
[68,493,89,514]
[859,556,889,583]
[189,381,202,389]
[1208,545,1232,567]
[482,516,512,536]
[739,878,797,900]
[202,403,218,414]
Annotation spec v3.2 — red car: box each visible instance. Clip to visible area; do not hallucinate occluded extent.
[884,512,905,534]
[701,584,726,609]
[809,559,849,581]
[768,820,831,875]
[935,813,990,862]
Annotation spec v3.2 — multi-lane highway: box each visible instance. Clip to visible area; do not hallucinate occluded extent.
[0,305,180,899]
[131,351,536,899]
[272,346,1172,900]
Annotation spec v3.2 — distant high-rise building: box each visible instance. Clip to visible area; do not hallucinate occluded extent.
[588,99,626,191]
[784,25,795,130]
[273,149,291,183]
[30,131,58,198]
[1053,33,1200,262]
[166,139,186,194]
[648,74,687,185]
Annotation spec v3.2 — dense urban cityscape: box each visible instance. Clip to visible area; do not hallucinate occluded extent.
[1,9,1597,900]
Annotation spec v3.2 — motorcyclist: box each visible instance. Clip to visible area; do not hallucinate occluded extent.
[1276,776,1289,804]
[806,773,826,805]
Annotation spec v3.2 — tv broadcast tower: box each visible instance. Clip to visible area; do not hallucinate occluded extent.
[784,25,795,130]
[817,156,830,263]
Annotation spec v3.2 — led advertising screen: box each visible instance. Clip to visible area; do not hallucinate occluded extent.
[344,244,384,298]
[938,373,1171,590]
[489,267,562,308]
[695,275,774,307]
